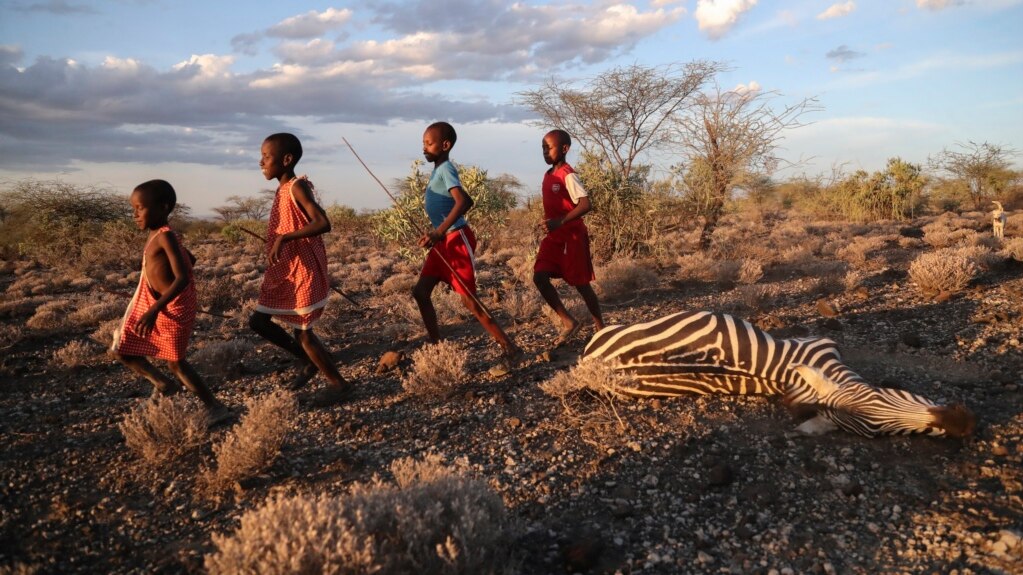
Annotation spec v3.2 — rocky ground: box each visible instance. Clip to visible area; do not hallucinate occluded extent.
[1,214,1022,574]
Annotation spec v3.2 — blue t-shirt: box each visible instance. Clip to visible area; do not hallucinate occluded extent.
[425,160,467,230]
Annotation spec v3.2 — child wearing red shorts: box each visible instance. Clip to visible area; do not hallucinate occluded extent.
[412,122,521,372]
[533,129,605,346]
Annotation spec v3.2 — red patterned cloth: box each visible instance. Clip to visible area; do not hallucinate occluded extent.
[255,176,329,329]
[111,226,196,361]
[420,226,478,296]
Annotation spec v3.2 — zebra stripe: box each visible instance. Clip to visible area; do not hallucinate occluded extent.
[582,310,974,438]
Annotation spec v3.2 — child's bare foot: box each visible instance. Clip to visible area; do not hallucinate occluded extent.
[307,383,355,408]
[554,320,581,347]
[151,380,183,399]
[205,404,235,428]
[287,361,318,390]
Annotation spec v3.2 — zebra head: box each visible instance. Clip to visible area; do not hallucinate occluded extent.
[788,365,976,438]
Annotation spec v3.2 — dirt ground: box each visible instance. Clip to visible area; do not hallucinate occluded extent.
[1,212,1021,574]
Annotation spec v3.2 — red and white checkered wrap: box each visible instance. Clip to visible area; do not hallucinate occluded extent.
[111,226,196,361]
[255,176,330,330]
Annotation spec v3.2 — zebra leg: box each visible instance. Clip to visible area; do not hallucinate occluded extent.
[796,415,838,435]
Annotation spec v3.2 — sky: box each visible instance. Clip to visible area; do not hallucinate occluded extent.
[1,0,1021,216]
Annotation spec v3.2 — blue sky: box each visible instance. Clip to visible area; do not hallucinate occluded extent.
[1,0,1021,215]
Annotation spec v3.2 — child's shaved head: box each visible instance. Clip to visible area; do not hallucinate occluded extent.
[133,179,177,211]
[546,129,572,147]
[427,121,457,147]
[264,133,303,164]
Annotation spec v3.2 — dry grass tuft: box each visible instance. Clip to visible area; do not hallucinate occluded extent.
[501,287,543,324]
[402,341,469,399]
[206,454,516,575]
[676,252,717,282]
[26,299,73,330]
[596,258,658,301]
[69,300,123,326]
[540,358,632,439]
[192,340,253,379]
[908,248,978,295]
[91,318,122,347]
[53,339,100,369]
[736,258,764,285]
[1001,237,1023,261]
[195,274,237,314]
[203,389,298,495]
[119,396,208,468]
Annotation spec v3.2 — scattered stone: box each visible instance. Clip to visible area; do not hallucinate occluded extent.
[816,299,840,318]
[374,351,402,375]
[992,444,1009,457]
[707,463,734,487]
[506,417,521,429]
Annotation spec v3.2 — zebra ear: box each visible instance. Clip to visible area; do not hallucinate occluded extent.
[793,365,840,399]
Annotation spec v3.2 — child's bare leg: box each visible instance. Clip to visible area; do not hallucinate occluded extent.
[294,329,347,388]
[111,351,181,396]
[459,292,521,359]
[248,306,310,364]
[575,283,605,331]
[412,276,442,343]
[165,359,221,408]
[533,272,579,341]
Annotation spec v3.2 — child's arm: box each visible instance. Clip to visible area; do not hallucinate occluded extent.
[420,186,474,247]
[545,196,591,232]
[134,232,192,338]
[270,178,331,264]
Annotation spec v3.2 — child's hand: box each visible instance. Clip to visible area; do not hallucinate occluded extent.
[134,309,158,338]
[419,229,443,248]
[269,236,287,264]
[543,218,563,233]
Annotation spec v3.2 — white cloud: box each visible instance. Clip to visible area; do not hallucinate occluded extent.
[916,0,964,10]
[267,7,353,39]
[732,80,761,94]
[817,1,856,20]
[694,0,759,39]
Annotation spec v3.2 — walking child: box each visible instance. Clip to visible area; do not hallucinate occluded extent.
[110,179,231,426]
[413,121,522,372]
[533,129,605,345]
[249,132,352,404]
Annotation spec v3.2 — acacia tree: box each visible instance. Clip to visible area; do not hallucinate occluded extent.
[928,141,1017,210]
[213,190,276,222]
[673,85,818,246]
[518,61,722,181]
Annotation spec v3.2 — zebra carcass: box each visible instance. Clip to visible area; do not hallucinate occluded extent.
[581,310,975,438]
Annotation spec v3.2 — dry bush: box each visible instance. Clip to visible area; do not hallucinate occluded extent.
[1006,212,1023,235]
[540,358,632,437]
[53,339,100,368]
[91,318,122,347]
[908,248,978,295]
[898,236,923,249]
[195,274,237,314]
[779,245,814,266]
[203,389,298,495]
[736,258,764,285]
[836,236,886,268]
[844,270,865,291]
[26,299,73,330]
[69,300,122,326]
[433,288,473,322]
[0,295,46,318]
[379,272,418,296]
[402,341,469,399]
[712,260,741,284]
[595,258,658,301]
[192,340,253,378]
[1001,237,1023,261]
[119,396,209,468]
[206,454,516,575]
[958,245,1002,272]
[504,251,537,287]
[380,322,419,342]
[501,287,543,324]
[734,283,777,313]
[811,273,845,296]
[676,252,717,282]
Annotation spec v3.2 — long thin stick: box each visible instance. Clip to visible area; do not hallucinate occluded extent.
[237,226,360,307]
[342,137,495,319]
[100,286,233,319]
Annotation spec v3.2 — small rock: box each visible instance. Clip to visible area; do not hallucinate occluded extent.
[651,399,662,410]
[506,417,521,429]
[375,351,402,374]
[900,332,922,348]
[707,463,734,487]
[816,299,839,318]
[934,291,954,303]
[992,445,1009,457]
[823,318,843,331]
[697,550,714,564]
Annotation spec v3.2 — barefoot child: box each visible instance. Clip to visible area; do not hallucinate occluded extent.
[413,121,521,372]
[533,129,605,346]
[111,179,231,425]
[249,132,352,404]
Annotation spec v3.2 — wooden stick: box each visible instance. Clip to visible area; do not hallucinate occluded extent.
[100,286,233,319]
[236,226,360,307]
[342,137,495,320]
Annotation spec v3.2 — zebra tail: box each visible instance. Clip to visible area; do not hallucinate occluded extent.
[928,404,977,438]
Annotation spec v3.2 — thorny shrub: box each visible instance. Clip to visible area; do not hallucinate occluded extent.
[402,340,469,399]
[53,339,100,369]
[119,396,208,468]
[595,258,658,301]
[195,274,238,314]
[1002,237,1023,261]
[736,259,765,285]
[202,389,298,496]
[908,248,978,295]
[676,252,717,282]
[192,340,253,379]
[540,358,633,442]
[26,299,73,330]
[205,454,517,575]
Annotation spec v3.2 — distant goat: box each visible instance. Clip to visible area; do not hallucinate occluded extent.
[992,201,1007,239]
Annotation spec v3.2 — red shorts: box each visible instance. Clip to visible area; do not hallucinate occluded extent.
[420,226,477,296]
[534,226,595,286]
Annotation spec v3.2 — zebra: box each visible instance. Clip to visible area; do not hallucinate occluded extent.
[581,310,975,438]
